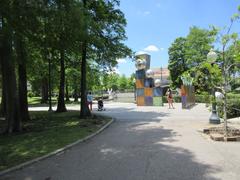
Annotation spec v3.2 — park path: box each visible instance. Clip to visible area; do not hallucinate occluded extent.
[2,103,240,180]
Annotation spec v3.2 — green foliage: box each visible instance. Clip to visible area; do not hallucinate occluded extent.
[168,37,187,88]
[0,111,110,171]
[195,94,211,103]
[191,62,222,92]
[217,98,240,119]
[168,27,217,89]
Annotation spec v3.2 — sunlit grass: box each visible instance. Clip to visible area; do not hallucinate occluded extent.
[0,111,110,171]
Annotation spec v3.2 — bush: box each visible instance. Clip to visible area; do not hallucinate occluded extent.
[27,91,35,97]
[195,94,210,103]
[226,93,240,99]
[217,98,240,119]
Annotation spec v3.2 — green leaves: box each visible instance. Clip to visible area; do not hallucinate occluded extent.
[168,27,216,89]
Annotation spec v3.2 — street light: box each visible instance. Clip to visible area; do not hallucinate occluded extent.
[207,49,220,124]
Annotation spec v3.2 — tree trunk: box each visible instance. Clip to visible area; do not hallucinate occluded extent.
[80,41,91,117]
[80,0,91,117]
[65,79,70,102]
[0,50,6,117]
[41,77,48,103]
[56,48,67,112]
[2,19,22,133]
[16,34,30,121]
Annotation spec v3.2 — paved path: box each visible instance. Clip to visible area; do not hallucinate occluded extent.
[2,103,240,180]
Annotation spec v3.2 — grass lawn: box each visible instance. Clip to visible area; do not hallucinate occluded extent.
[0,111,111,171]
[28,97,79,106]
[28,97,58,106]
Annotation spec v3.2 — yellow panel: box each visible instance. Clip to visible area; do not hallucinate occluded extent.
[136,79,144,88]
[144,88,153,97]
[137,96,145,106]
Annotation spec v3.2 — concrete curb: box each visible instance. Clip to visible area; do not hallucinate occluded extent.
[0,118,114,177]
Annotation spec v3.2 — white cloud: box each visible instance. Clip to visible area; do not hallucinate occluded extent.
[144,45,159,52]
[116,58,127,64]
[160,47,164,51]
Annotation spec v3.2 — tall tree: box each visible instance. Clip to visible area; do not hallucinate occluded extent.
[80,0,131,118]
[168,37,188,88]
[1,15,22,133]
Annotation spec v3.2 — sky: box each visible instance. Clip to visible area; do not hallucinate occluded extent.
[116,0,240,77]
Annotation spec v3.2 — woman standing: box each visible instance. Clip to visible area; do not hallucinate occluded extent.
[166,88,174,109]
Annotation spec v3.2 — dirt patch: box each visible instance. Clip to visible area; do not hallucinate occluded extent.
[203,126,240,141]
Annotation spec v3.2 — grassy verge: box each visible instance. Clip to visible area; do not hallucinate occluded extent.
[0,111,111,171]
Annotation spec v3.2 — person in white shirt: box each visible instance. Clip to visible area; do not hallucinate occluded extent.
[87,91,93,111]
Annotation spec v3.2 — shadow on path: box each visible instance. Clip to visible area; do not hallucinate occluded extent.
[1,103,221,180]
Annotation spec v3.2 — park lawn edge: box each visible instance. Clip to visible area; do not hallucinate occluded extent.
[0,112,114,176]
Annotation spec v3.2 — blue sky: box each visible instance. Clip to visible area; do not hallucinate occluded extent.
[116,0,240,77]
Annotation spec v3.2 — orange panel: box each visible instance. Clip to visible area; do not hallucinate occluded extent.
[137,96,145,106]
[136,79,144,88]
[144,88,153,97]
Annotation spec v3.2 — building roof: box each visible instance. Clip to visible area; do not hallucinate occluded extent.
[152,68,170,78]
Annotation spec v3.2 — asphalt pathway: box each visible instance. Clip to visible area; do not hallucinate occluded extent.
[2,103,240,180]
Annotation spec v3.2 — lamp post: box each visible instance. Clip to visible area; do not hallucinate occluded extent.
[207,49,220,124]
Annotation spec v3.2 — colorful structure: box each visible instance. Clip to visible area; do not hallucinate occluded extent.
[135,54,164,106]
[180,75,195,108]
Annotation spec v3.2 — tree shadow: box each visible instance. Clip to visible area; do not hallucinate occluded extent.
[95,106,170,122]
[93,121,221,180]
[1,105,221,180]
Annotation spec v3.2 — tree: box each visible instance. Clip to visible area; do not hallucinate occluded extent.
[118,75,128,91]
[1,13,22,132]
[168,37,188,88]
[185,26,216,68]
[80,0,131,118]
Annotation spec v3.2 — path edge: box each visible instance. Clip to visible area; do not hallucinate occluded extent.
[0,117,115,177]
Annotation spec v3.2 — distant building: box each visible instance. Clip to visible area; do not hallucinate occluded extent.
[152,67,170,85]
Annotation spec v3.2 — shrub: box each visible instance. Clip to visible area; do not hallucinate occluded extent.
[195,94,210,103]
[27,91,35,97]
[217,98,240,119]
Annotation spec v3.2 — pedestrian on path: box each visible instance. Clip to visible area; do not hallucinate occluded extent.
[87,91,93,111]
[166,88,174,109]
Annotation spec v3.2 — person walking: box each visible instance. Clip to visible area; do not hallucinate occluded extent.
[166,88,174,109]
[87,91,93,111]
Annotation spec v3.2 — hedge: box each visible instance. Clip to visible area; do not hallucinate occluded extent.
[217,98,240,119]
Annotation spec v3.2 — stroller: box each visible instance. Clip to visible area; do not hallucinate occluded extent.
[97,99,105,111]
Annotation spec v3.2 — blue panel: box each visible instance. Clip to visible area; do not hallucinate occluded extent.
[136,69,145,79]
[153,87,163,97]
[144,78,154,88]
[145,96,153,106]
[136,88,144,97]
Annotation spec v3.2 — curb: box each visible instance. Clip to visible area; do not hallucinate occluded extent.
[0,118,114,177]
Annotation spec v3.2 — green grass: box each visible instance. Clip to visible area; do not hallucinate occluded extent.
[28,97,58,106]
[28,97,42,104]
[0,111,111,171]
[28,97,79,106]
